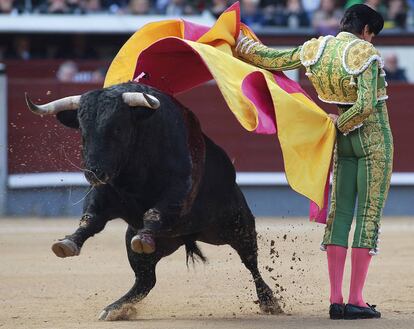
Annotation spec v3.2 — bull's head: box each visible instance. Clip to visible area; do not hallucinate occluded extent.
[25,84,161,186]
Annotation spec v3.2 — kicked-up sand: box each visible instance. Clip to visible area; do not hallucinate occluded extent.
[0,217,413,329]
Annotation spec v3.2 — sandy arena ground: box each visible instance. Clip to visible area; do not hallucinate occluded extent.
[0,217,413,329]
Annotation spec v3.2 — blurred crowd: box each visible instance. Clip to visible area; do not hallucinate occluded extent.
[0,0,413,30]
[238,0,413,31]
[1,0,412,82]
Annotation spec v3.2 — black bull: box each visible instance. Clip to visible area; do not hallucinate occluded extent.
[26,82,281,320]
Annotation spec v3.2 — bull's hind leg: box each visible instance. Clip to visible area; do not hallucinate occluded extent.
[99,225,182,321]
[229,223,283,315]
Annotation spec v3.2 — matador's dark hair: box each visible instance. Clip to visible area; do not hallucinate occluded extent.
[340,4,384,36]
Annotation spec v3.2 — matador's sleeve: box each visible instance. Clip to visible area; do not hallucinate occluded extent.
[235,36,302,71]
[336,61,379,134]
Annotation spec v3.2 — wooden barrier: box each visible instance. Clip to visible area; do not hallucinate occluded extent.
[6,62,414,174]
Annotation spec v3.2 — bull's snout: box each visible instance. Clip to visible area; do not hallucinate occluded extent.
[85,168,109,186]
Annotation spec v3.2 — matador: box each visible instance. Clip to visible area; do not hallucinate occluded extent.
[236,4,393,320]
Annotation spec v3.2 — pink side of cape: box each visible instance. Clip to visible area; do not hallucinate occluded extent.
[182,20,210,41]
[241,71,276,134]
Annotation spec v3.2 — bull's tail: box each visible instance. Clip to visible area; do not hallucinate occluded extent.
[184,239,207,266]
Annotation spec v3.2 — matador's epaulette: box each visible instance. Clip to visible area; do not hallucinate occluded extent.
[343,40,385,79]
[300,36,334,76]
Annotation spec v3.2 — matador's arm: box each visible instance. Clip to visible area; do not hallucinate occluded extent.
[336,61,379,134]
[235,36,302,71]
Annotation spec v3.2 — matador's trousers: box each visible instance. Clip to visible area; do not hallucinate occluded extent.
[323,102,393,250]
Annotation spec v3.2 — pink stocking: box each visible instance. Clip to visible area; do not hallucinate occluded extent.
[326,245,347,304]
[348,248,372,307]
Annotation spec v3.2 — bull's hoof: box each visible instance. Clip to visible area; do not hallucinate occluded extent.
[98,304,137,321]
[131,234,155,254]
[51,239,80,258]
[260,297,284,315]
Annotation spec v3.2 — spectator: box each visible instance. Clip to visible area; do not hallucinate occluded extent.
[101,0,128,13]
[364,0,387,17]
[37,0,71,14]
[312,0,343,35]
[81,0,103,13]
[209,0,228,18]
[66,0,85,13]
[260,0,284,8]
[302,0,320,16]
[55,35,98,59]
[91,67,106,83]
[56,60,106,83]
[263,0,309,27]
[262,1,286,26]
[163,0,195,15]
[407,0,414,26]
[241,0,264,27]
[4,36,32,60]
[384,53,408,82]
[387,0,407,28]
[0,0,19,14]
[56,61,79,82]
[284,0,310,28]
[155,0,169,13]
[127,0,152,14]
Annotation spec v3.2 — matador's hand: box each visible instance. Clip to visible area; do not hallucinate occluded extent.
[328,114,339,126]
[237,29,246,44]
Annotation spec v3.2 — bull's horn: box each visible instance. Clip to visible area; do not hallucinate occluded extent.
[25,93,81,115]
[122,92,160,109]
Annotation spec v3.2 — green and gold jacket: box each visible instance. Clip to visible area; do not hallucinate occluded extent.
[236,32,388,134]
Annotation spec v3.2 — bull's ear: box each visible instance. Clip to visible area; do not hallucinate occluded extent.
[56,110,79,129]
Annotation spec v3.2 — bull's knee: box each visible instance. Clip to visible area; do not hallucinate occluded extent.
[51,239,80,258]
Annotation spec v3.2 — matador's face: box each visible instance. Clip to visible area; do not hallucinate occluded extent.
[361,24,375,43]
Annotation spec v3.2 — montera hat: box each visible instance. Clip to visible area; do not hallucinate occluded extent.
[342,4,384,35]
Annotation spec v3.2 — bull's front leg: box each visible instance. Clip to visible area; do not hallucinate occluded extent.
[130,178,190,254]
[51,213,108,258]
[99,225,183,321]
[51,185,120,258]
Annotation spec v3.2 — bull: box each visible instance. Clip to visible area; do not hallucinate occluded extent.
[25,82,281,320]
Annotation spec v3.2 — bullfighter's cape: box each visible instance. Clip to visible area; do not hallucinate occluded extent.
[104,3,336,223]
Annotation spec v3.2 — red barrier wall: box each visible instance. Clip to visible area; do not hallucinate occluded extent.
[6,61,414,174]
